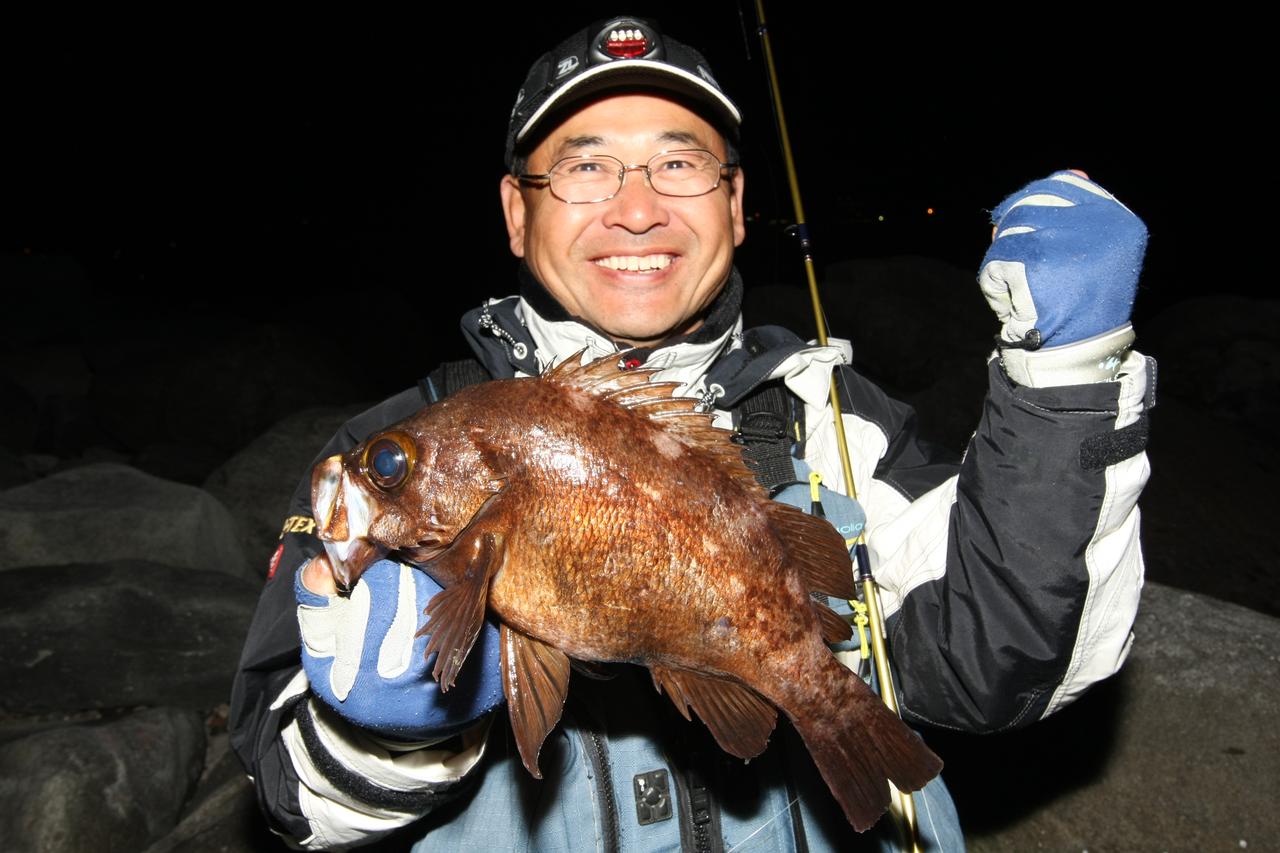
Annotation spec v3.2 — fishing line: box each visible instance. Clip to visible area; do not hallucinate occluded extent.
[725,794,801,853]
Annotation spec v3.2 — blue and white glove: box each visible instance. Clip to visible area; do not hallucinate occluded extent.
[979,171,1148,386]
[296,557,504,740]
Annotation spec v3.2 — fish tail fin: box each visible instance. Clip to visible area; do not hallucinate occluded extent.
[787,661,942,833]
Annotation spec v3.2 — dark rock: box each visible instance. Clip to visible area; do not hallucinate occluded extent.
[744,257,994,452]
[0,253,92,347]
[0,448,34,490]
[1141,395,1279,618]
[133,441,235,487]
[1140,296,1280,436]
[934,582,1279,852]
[0,375,39,453]
[821,257,993,391]
[88,326,367,457]
[141,732,279,853]
[0,561,260,715]
[0,462,251,582]
[0,344,106,457]
[204,406,366,571]
[0,707,205,853]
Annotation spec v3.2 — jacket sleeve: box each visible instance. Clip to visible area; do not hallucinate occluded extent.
[229,387,490,850]
[802,343,1153,733]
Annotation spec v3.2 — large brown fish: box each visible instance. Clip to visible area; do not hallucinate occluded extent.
[310,352,942,832]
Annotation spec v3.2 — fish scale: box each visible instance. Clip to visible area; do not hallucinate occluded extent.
[310,351,942,832]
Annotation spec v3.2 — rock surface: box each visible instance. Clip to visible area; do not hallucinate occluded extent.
[744,257,994,453]
[1141,295,1280,439]
[0,560,260,714]
[204,405,366,573]
[935,582,1279,852]
[141,726,279,853]
[0,462,251,581]
[0,707,205,853]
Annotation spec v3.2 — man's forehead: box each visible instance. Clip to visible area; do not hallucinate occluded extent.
[531,94,727,164]
[548,129,711,160]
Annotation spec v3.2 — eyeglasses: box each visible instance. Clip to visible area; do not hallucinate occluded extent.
[518,149,738,204]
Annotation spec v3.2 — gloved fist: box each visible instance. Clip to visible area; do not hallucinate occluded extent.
[979,171,1147,351]
[296,555,503,740]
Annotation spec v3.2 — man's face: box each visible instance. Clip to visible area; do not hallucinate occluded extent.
[500,94,745,348]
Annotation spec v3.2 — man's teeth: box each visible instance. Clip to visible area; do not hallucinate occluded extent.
[594,254,673,272]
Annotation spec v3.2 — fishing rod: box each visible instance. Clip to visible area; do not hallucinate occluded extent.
[750,3,923,849]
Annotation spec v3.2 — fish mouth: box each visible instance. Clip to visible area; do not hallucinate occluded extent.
[592,253,675,273]
[311,455,381,589]
[322,538,382,590]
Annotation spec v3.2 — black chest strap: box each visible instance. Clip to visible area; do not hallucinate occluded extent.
[732,382,804,493]
[420,359,493,403]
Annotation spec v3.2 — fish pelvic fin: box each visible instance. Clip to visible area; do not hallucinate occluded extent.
[650,665,777,760]
[416,529,504,692]
[765,501,857,601]
[789,660,943,832]
[501,625,570,780]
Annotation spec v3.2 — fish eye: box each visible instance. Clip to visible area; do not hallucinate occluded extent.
[362,433,415,491]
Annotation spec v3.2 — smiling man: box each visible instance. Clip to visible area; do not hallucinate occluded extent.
[500,93,745,347]
[231,16,1152,852]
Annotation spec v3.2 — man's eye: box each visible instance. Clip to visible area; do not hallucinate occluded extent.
[564,159,611,175]
[657,158,695,170]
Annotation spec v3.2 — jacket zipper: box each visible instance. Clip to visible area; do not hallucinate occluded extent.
[580,728,620,853]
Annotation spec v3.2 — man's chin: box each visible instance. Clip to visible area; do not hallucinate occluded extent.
[602,315,703,349]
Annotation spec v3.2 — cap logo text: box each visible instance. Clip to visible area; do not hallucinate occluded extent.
[555,55,579,78]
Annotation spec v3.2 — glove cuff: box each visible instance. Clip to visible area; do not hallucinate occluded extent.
[996,324,1136,387]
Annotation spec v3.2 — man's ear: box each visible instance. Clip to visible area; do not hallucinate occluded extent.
[729,167,746,248]
[499,174,526,258]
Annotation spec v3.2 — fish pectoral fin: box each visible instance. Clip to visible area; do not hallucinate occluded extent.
[765,501,857,600]
[500,625,570,780]
[650,666,777,760]
[416,530,504,692]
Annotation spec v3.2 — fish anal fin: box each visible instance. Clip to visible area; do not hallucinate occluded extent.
[500,625,571,779]
[765,501,856,600]
[650,665,777,760]
[415,529,503,692]
[814,598,853,643]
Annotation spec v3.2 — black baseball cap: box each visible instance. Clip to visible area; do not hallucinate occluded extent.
[505,16,742,168]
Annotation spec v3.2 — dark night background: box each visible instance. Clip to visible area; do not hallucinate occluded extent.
[7,7,1258,377]
[3,6,1276,851]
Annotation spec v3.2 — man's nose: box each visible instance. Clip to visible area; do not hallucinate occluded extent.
[602,165,670,232]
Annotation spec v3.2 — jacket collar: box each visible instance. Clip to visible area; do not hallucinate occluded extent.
[459,268,848,411]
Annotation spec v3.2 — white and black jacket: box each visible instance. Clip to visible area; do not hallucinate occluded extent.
[229,269,1152,848]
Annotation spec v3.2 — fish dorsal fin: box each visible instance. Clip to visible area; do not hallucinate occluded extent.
[650,665,777,760]
[764,502,857,601]
[415,529,505,691]
[542,349,655,396]
[544,352,762,489]
[501,625,571,779]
